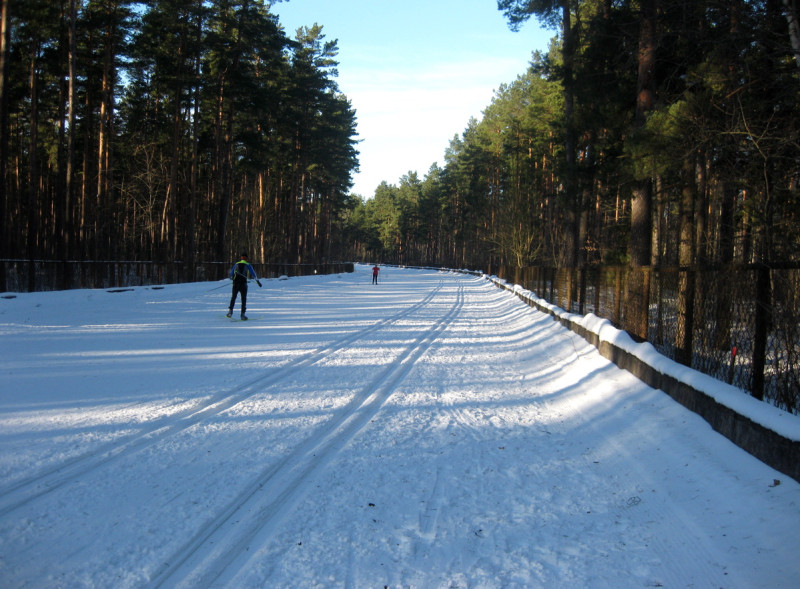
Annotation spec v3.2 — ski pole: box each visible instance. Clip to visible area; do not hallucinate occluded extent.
[206,280,231,292]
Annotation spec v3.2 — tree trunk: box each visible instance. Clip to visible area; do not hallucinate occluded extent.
[66,0,78,261]
[214,83,230,262]
[783,0,800,67]
[0,0,9,289]
[561,1,578,269]
[27,42,41,291]
[186,3,202,280]
[676,156,696,366]
[97,5,115,260]
[630,0,656,268]
[626,0,658,339]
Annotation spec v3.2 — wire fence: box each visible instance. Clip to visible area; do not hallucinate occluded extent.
[5,259,797,413]
[493,264,800,414]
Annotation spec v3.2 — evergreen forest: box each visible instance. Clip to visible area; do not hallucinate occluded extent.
[342,0,799,274]
[1,0,358,272]
[1,0,798,274]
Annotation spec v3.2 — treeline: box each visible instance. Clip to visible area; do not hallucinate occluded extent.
[342,0,799,276]
[0,0,358,280]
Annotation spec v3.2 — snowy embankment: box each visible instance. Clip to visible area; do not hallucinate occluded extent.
[488,277,800,481]
[1,265,799,588]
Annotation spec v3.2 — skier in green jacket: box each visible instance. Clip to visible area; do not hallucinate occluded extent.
[227,252,261,320]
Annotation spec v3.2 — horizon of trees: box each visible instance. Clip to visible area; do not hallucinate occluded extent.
[0,0,358,279]
[2,0,798,290]
[342,0,799,277]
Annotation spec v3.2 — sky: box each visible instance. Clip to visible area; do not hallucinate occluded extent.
[272,0,555,198]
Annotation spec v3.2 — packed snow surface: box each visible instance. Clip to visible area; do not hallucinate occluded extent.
[1,265,798,588]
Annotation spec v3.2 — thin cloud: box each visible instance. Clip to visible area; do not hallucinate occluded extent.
[274,0,551,196]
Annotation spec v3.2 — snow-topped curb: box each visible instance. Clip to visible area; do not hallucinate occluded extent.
[484,274,800,483]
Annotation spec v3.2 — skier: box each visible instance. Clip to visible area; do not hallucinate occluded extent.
[227,252,261,320]
[372,265,380,284]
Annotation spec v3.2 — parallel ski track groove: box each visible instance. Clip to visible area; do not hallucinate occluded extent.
[0,282,446,518]
[146,283,465,589]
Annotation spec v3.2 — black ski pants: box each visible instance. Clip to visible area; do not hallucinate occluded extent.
[229,282,248,314]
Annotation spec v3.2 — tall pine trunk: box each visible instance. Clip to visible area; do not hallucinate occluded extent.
[676,156,697,366]
[97,4,115,260]
[561,1,578,271]
[186,4,202,280]
[27,40,41,291]
[626,0,658,340]
[0,0,9,289]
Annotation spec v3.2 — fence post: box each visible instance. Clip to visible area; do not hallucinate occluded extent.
[614,267,623,326]
[654,268,664,347]
[714,266,733,351]
[578,266,587,315]
[624,266,650,341]
[566,269,574,313]
[751,263,771,401]
[593,266,601,316]
[641,267,652,340]
[675,266,695,366]
[27,258,36,292]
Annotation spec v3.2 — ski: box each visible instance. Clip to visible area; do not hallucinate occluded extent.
[223,315,261,322]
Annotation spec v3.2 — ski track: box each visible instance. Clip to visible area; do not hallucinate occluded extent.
[226,277,799,589]
[0,282,446,519]
[147,284,464,587]
[2,269,799,588]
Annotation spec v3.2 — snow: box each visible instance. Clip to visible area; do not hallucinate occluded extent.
[1,265,798,588]
[503,280,800,443]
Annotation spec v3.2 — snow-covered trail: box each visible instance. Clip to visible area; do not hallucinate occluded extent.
[0,266,798,588]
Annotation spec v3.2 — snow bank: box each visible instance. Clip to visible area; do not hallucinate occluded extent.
[490,276,800,482]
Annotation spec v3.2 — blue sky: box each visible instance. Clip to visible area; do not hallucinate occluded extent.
[272,0,554,197]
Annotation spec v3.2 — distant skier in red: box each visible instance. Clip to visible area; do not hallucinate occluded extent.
[372,265,380,284]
